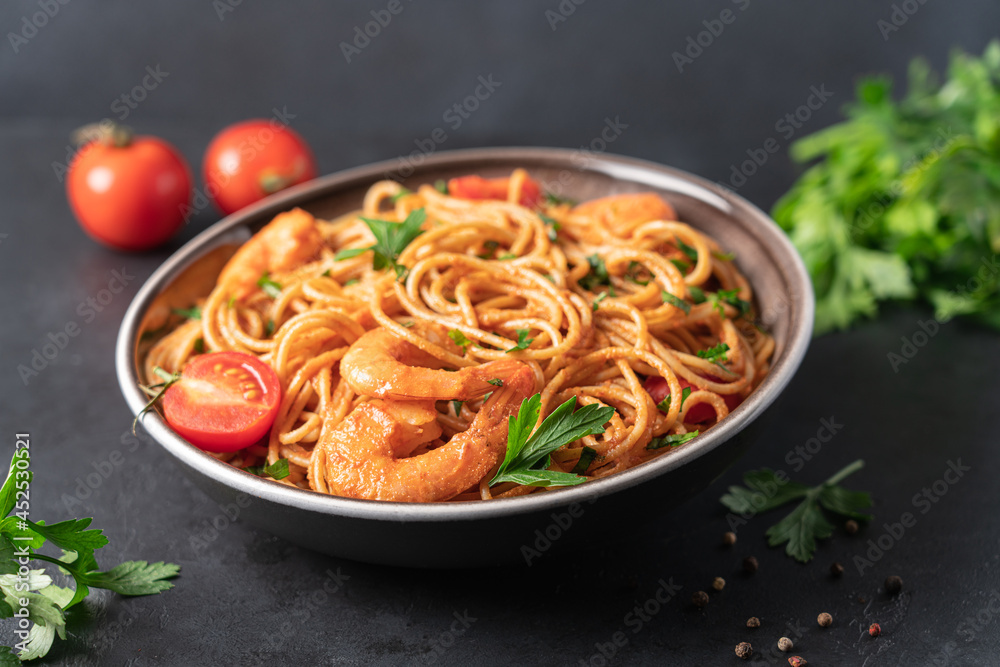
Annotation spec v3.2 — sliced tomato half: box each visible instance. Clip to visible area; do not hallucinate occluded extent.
[447,174,542,207]
[162,351,281,453]
[643,375,742,424]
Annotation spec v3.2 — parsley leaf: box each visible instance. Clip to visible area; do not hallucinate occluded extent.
[592,292,610,311]
[647,430,699,450]
[720,459,872,562]
[172,306,201,320]
[544,192,577,206]
[390,187,413,202]
[256,272,282,298]
[490,394,615,487]
[434,179,449,194]
[245,458,290,480]
[487,378,504,387]
[676,236,698,262]
[709,289,751,318]
[688,286,706,303]
[579,254,610,291]
[341,208,427,279]
[570,446,599,474]
[696,342,730,364]
[656,386,691,413]
[506,328,534,353]
[193,337,205,354]
[0,452,179,661]
[661,291,691,314]
[448,329,471,353]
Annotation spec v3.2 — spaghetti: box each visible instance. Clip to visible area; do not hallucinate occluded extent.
[143,169,774,502]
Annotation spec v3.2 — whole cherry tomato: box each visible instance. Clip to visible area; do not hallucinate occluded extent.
[162,351,282,453]
[67,124,191,251]
[203,120,317,215]
[643,375,743,423]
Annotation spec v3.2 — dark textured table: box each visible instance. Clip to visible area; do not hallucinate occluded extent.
[2,1,999,664]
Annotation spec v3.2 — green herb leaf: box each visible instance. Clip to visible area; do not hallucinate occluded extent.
[448,329,471,353]
[580,254,610,291]
[696,343,730,364]
[391,187,413,202]
[172,306,202,320]
[544,192,577,206]
[570,446,599,474]
[487,378,504,387]
[676,236,698,262]
[506,328,534,353]
[343,278,359,286]
[334,247,369,261]
[661,291,691,314]
[491,395,614,487]
[193,337,205,354]
[497,252,517,260]
[647,430,699,450]
[656,386,691,413]
[721,459,871,562]
[688,286,706,303]
[434,180,449,194]
[713,250,736,261]
[451,400,463,417]
[592,292,610,311]
[360,208,427,279]
[256,272,282,298]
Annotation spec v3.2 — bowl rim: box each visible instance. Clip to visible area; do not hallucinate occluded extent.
[116,146,813,523]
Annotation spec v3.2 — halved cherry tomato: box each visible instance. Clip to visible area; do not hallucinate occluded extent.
[162,352,281,453]
[447,174,542,208]
[643,375,742,424]
[67,125,191,251]
[203,119,317,215]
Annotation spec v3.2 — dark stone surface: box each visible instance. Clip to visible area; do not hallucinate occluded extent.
[1,1,998,664]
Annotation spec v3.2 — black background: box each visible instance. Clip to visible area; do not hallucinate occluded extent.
[1,1,999,665]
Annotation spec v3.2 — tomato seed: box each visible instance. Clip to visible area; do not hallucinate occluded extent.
[244,390,260,400]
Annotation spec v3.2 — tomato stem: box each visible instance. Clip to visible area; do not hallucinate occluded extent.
[70,119,133,148]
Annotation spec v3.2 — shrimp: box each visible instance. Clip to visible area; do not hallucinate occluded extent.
[216,207,324,299]
[340,327,528,400]
[310,364,534,502]
[571,193,676,237]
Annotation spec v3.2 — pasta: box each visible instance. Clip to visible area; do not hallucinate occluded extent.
[143,169,774,502]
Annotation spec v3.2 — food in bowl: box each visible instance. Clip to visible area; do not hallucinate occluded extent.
[136,169,774,502]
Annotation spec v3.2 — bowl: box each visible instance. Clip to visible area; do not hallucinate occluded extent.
[116,147,813,567]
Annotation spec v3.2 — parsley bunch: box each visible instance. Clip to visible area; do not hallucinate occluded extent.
[0,451,178,661]
[774,42,1000,333]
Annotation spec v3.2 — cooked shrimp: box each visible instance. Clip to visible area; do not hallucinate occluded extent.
[340,327,528,400]
[310,364,534,502]
[571,193,676,238]
[217,207,324,299]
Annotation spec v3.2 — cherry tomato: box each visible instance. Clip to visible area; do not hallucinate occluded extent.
[67,127,191,251]
[203,120,317,215]
[447,174,542,207]
[162,352,281,453]
[643,375,742,424]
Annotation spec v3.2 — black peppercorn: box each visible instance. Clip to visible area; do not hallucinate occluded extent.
[692,590,709,608]
[746,616,760,628]
[735,642,752,660]
[723,531,737,546]
[845,519,859,534]
[743,556,759,574]
[885,575,903,595]
[830,562,844,577]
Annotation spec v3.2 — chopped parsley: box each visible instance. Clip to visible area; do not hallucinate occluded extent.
[172,306,201,320]
[676,236,698,262]
[647,430,699,450]
[661,291,691,314]
[256,272,282,298]
[696,342,730,364]
[487,378,504,387]
[656,386,691,413]
[390,187,413,203]
[544,192,577,206]
[579,254,610,291]
[192,338,205,354]
[570,446,599,474]
[244,458,291,480]
[506,328,534,353]
[687,286,706,304]
[434,179,449,194]
[336,208,427,279]
[448,329,471,353]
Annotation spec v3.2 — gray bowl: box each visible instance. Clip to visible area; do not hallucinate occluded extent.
[116,147,813,568]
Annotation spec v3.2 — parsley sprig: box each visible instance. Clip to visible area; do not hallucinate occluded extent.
[505,328,534,353]
[256,272,282,298]
[244,458,291,480]
[490,394,614,488]
[0,451,178,661]
[720,459,872,563]
[335,208,427,279]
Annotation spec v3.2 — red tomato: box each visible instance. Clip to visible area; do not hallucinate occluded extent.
[447,174,542,207]
[203,120,317,215]
[67,131,191,251]
[162,352,281,453]
[643,375,742,423]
